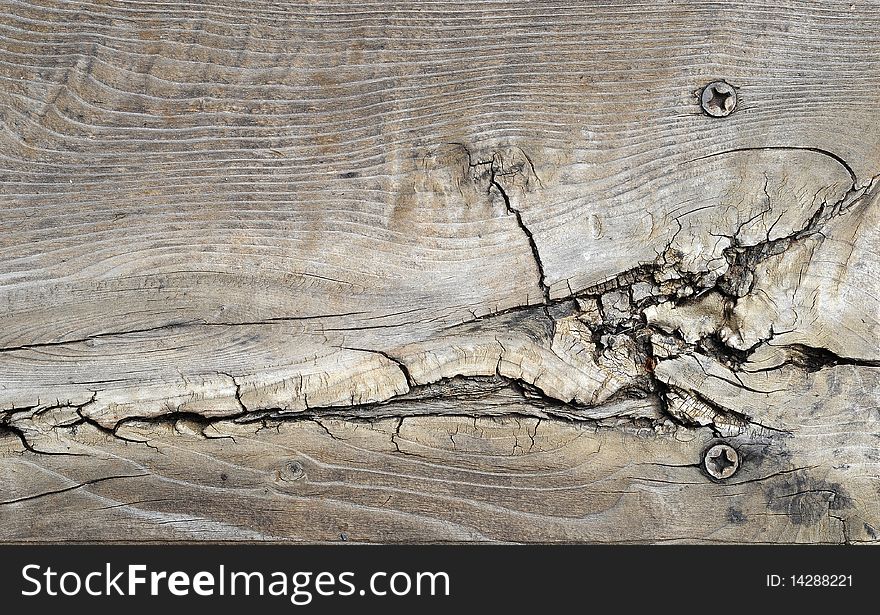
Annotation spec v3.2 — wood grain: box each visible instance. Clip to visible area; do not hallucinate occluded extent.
[1,0,878,543]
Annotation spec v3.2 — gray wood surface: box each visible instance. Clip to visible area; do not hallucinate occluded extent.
[1,0,878,543]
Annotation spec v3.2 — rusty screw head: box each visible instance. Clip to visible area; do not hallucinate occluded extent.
[701,81,737,117]
[703,443,740,479]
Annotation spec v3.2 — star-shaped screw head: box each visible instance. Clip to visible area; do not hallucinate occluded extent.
[701,81,737,117]
[704,443,740,479]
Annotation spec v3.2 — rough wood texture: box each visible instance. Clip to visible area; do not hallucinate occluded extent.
[1,0,878,543]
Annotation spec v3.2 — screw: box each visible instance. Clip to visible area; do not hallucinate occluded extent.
[703,443,740,479]
[701,81,737,117]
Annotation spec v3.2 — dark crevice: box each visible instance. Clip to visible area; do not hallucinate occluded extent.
[0,311,370,356]
[339,346,415,386]
[0,321,204,355]
[308,417,345,442]
[771,344,880,371]
[74,410,164,452]
[218,372,248,413]
[688,388,792,437]
[692,146,857,183]
[1,374,672,455]
[489,173,551,303]
[0,423,87,457]
[0,473,149,506]
[452,142,551,304]
[716,169,879,300]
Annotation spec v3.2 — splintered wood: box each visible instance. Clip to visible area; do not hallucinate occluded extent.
[1,0,878,543]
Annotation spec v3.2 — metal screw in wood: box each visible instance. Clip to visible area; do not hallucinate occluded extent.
[701,81,737,117]
[703,443,740,479]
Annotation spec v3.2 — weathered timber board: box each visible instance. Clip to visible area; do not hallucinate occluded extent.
[1,0,878,543]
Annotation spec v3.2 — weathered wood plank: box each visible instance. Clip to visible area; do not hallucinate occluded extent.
[1,0,878,542]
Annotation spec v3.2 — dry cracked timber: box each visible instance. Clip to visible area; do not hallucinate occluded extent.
[2,0,880,542]
[3,149,878,456]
